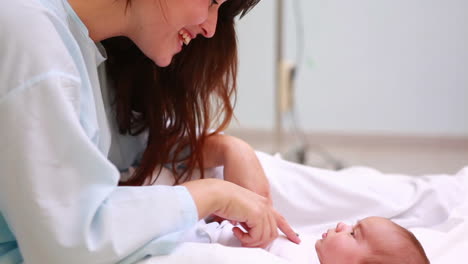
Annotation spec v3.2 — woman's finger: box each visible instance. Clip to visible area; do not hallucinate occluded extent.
[232,226,247,242]
[269,211,279,241]
[258,211,278,248]
[245,210,277,248]
[235,219,260,247]
[274,210,301,244]
[260,211,275,246]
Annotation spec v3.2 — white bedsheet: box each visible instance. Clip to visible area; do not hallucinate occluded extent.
[138,152,468,264]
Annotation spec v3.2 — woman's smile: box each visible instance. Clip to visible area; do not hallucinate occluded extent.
[175,29,193,54]
[179,29,194,45]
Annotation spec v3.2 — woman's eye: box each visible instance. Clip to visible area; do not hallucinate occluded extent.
[211,0,219,6]
[350,232,355,237]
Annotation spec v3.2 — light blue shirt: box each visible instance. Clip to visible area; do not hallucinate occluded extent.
[0,0,198,263]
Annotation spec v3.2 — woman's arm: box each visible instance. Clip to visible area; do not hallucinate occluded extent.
[0,74,201,264]
[195,134,300,246]
[202,134,271,199]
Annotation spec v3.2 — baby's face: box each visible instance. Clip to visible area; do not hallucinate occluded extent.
[314,217,396,264]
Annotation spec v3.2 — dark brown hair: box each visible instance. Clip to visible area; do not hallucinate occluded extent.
[102,0,260,186]
[362,221,430,264]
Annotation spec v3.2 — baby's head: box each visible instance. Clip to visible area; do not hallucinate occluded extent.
[315,216,430,264]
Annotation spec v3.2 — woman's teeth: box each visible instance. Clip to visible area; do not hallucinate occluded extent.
[179,30,192,45]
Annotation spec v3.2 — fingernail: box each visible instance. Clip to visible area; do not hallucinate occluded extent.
[295,233,302,244]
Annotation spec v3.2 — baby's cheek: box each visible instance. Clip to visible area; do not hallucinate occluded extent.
[332,239,355,259]
[315,241,337,263]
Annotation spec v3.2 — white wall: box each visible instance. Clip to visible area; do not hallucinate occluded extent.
[233,0,468,137]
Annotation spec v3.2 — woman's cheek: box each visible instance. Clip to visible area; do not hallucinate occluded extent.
[183,5,209,26]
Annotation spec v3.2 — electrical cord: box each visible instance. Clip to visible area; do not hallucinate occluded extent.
[292,0,304,80]
[286,0,345,170]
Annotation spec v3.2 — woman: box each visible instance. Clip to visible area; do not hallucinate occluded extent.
[0,0,299,263]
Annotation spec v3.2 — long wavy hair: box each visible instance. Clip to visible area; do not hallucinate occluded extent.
[102,0,260,186]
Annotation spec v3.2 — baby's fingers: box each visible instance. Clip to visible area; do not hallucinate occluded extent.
[275,210,301,244]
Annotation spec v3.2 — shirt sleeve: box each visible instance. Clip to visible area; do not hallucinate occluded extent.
[0,73,198,264]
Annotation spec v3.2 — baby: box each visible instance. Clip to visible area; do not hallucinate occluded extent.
[315,216,430,264]
[180,216,430,263]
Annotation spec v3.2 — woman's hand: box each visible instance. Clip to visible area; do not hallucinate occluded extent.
[182,179,300,248]
[200,134,300,245]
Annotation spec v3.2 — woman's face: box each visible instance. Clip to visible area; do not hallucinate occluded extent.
[129,0,226,67]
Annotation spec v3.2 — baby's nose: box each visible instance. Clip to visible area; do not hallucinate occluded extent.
[335,222,351,233]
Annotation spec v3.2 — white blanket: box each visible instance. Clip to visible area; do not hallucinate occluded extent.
[139,152,468,264]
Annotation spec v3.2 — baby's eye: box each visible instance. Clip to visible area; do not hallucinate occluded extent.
[350,232,355,237]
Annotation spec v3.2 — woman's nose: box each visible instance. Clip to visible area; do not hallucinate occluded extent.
[199,9,218,38]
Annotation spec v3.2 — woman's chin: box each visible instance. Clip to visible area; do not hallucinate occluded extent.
[153,56,173,67]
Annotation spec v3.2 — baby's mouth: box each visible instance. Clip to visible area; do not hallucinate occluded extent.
[322,232,328,239]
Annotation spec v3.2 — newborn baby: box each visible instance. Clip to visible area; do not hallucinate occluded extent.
[179,216,430,264]
[315,216,430,264]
